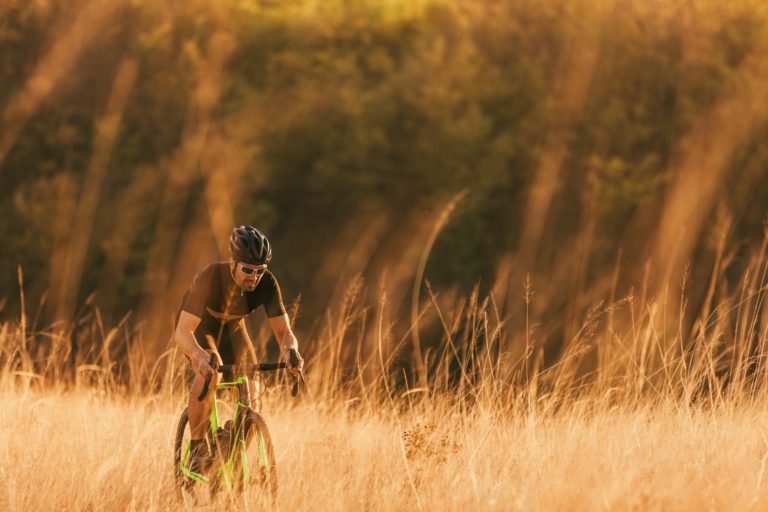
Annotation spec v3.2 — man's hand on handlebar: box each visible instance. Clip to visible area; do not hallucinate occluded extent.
[191,349,220,378]
[286,347,304,377]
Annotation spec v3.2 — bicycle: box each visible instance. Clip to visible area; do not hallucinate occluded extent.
[173,354,300,502]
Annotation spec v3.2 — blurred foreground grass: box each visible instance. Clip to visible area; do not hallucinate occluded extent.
[1,384,768,510]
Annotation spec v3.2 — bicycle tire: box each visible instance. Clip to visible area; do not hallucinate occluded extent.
[173,408,201,497]
[173,409,188,495]
[173,408,218,499]
[233,408,278,498]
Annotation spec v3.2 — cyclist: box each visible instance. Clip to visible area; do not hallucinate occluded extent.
[174,225,304,472]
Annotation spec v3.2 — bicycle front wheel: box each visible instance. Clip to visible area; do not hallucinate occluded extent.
[233,409,278,498]
[173,408,192,494]
[173,408,215,502]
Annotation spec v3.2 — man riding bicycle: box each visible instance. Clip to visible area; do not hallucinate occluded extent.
[175,225,304,472]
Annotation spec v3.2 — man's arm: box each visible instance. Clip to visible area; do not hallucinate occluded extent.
[267,313,303,374]
[176,311,216,378]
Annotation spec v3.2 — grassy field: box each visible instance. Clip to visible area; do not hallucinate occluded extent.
[3,231,768,510]
[1,382,768,511]
[3,273,768,512]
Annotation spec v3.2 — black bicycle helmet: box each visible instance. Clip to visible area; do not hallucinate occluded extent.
[229,225,272,265]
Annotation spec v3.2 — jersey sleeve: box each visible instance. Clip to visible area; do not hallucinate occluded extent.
[262,272,287,318]
[181,264,216,318]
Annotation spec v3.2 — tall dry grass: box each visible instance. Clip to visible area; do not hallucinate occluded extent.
[3,388,768,511]
[3,0,768,508]
[3,233,768,510]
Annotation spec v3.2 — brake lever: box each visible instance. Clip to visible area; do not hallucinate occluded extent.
[287,348,304,397]
[291,371,304,397]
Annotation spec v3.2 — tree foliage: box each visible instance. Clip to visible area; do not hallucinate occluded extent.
[1,0,767,350]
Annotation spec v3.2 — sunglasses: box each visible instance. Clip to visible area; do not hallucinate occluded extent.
[237,263,267,277]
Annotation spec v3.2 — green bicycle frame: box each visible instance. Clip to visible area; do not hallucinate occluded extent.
[178,375,270,489]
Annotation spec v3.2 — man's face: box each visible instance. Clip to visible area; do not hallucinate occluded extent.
[229,258,267,292]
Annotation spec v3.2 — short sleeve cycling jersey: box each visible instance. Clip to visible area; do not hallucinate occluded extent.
[178,262,287,348]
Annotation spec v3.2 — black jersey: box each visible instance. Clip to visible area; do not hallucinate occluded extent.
[178,261,287,350]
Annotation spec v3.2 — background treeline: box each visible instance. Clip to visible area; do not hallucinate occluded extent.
[2,0,768,379]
